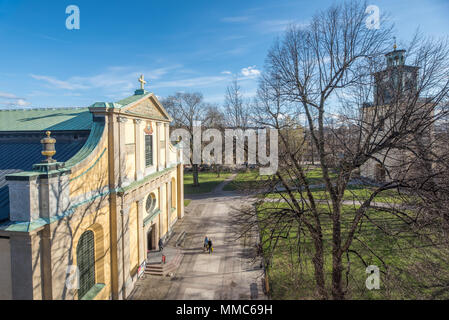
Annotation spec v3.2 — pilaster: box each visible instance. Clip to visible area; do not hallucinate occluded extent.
[134,119,143,181]
[117,116,128,186]
[137,199,145,265]
[165,123,169,169]
[156,122,161,172]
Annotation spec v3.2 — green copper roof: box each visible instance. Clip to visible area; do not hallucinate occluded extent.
[116,91,151,107]
[0,107,92,131]
[64,121,106,169]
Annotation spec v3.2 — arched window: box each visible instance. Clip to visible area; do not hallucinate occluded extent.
[146,193,157,214]
[77,230,95,299]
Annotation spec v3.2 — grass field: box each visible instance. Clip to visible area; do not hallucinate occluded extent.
[258,201,448,299]
[222,169,266,191]
[184,171,232,195]
[255,166,446,299]
[184,199,191,207]
[265,184,409,204]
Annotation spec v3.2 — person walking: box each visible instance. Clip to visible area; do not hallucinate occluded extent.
[158,238,163,252]
[208,238,213,254]
[203,236,208,252]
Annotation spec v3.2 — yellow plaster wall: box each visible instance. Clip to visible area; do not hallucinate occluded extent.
[69,139,109,200]
[165,185,170,235]
[125,146,136,181]
[49,204,111,300]
[170,175,177,225]
[168,144,177,165]
[125,121,135,145]
[129,202,138,275]
[0,238,12,300]
[159,124,166,165]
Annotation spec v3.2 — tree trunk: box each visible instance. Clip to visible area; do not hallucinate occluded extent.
[312,238,328,299]
[332,207,345,300]
[192,164,200,187]
[310,135,315,165]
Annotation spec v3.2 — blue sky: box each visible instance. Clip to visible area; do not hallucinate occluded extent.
[0,0,448,108]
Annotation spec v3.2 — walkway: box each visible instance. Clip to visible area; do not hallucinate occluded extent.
[129,172,266,300]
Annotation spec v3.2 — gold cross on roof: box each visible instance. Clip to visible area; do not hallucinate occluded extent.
[138,74,147,90]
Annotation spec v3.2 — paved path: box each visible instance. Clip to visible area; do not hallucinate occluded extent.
[130,174,266,300]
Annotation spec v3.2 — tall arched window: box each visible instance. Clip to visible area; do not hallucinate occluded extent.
[77,230,95,299]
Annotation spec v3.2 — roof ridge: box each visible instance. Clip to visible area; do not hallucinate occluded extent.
[0,106,87,112]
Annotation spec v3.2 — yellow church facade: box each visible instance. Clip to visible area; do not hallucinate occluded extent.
[0,79,184,300]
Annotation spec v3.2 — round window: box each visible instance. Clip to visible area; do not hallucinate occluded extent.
[146,193,156,213]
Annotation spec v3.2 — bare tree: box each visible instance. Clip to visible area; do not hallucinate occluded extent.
[224,79,251,129]
[238,0,449,300]
[163,92,208,187]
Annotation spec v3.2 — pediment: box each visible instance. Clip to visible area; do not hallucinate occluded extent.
[124,95,171,122]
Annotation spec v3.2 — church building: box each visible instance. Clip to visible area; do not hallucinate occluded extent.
[360,44,433,182]
[0,76,184,300]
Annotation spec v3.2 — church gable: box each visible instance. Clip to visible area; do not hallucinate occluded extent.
[125,96,169,121]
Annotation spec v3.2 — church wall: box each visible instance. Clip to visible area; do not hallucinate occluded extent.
[50,204,112,300]
[168,144,177,166]
[0,238,12,300]
[128,201,139,275]
[125,146,136,183]
[69,138,109,201]
[125,121,135,145]
[169,174,178,227]
[1,92,183,300]
[159,123,166,167]
[125,121,136,181]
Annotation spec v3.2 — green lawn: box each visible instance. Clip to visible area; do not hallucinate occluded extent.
[184,199,191,207]
[222,169,267,191]
[258,201,447,300]
[184,171,232,195]
[265,184,409,204]
[257,166,442,299]
[290,167,338,186]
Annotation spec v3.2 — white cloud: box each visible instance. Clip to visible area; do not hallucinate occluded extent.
[259,19,293,33]
[152,75,229,89]
[30,74,89,90]
[240,66,261,78]
[0,91,19,99]
[221,16,251,23]
[221,71,232,75]
[29,65,180,92]
[0,92,31,107]
[15,99,31,107]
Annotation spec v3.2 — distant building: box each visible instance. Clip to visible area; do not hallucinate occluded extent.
[0,77,184,300]
[360,45,434,182]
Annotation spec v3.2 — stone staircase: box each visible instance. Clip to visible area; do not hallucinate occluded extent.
[144,249,183,276]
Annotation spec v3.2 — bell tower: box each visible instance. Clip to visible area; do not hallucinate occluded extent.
[374,41,419,106]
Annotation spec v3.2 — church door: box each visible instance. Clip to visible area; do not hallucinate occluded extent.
[147,227,154,251]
